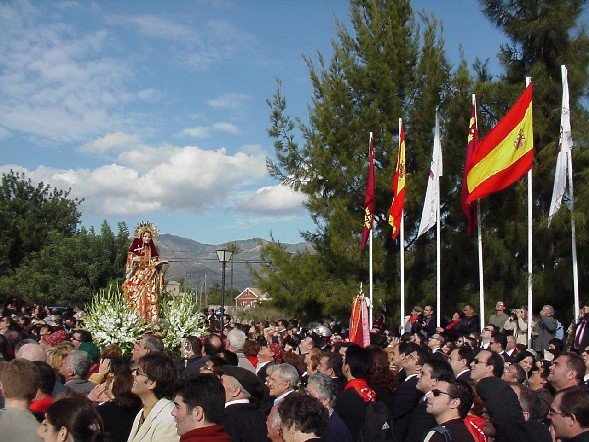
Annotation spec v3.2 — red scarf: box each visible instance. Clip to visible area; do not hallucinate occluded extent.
[344,379,377,403]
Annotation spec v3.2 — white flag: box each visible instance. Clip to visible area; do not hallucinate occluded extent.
[417,109,443,237]
[549,65,574,223]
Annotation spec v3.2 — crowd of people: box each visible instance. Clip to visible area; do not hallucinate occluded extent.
[1,299,589,442]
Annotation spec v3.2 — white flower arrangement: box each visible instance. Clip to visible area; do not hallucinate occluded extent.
[159,292,208,351]
[83,287,149,356]
[84,288,207,357]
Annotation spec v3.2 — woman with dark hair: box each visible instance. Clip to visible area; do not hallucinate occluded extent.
[97,367,142,442]
[37,397,105,442]
[366,347,397,413]
[514,350,536,378]
[128,353,178,442]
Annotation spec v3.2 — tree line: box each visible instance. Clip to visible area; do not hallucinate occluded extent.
[252,0,589,324]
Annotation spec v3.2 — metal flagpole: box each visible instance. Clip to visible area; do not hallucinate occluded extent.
[526,77,533,348]
[369,132,374,329]
[399,119,405,333]
[473,94,485,330]
[561,65,580,319]
[436,176,441,328]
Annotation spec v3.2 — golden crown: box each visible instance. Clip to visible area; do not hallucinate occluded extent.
[133,221,159,241]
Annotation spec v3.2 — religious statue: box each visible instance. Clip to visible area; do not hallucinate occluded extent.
[121,221,166,321]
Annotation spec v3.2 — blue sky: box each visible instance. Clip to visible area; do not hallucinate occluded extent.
[0,0,518,245]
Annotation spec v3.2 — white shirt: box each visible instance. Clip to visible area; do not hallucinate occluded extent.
[225,399,250,408]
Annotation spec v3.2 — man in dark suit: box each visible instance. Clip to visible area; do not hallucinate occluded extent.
[391,342,427,441]
[334,345,375,440]
[307,373,353,442]
[419,304,438,339]
[317,352,347,392]
[449,347,474,382]
[404,358,454,442]
[220,365,267,442]
[490,332,513,363]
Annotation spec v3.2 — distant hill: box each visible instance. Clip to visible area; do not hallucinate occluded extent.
[157,234,310,292]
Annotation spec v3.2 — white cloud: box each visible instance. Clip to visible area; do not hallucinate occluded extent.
[237,184,308,216]
[105,14,199,42]
[207,93,250,111]
[179,122,240,138]
[82,132,141,153]
[179,127,211,138]
[0,3,136,142]
[0,145,267,216]
[212,122,240,134]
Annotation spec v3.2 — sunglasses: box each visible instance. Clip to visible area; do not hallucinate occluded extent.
[473,359,487,365]
[431,389,453,398]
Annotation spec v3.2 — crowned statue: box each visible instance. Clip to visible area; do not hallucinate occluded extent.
[121,221,167,322]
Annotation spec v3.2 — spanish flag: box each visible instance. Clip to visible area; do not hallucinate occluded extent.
[388,122,406,240]
[466,84,533,203]
[360,134,375,250]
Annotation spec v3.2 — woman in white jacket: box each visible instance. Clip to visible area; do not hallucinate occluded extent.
[128,353,179,442]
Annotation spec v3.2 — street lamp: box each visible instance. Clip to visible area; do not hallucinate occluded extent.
[216,248,234,326]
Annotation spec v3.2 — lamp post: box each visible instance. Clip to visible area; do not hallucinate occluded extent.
[216,248,234,327]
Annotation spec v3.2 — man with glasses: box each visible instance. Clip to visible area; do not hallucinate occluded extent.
[549,386,589,441]
[479,325,495,350]
[70,329,92,350]
[488,301,509,331]
[405,358,454,442]
[470,349,503,383]
[423,378,474,441]
[129,353,179,441]
[471,349,529,440]
[427,334,445,354]
[489,332,512,363]
[548,352,584,392]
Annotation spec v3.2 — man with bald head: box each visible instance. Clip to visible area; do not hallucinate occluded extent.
[16,342,47,362]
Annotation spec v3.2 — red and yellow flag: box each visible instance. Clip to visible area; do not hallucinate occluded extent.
[466,84,534,203]
[360,134,375,250]
[388,123,406,240]
[461,101,478,236]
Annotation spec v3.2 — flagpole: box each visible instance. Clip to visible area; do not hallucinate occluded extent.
[526,77,533,348]
[569,152,580,317]
[435,108,442,328]
[436,173,441,328]
[473,94,485,331]
[561,65,580,319]
[369,132,374,330]
[399,118,405,334]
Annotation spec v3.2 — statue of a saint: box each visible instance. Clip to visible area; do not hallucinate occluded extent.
[121,221,166,321]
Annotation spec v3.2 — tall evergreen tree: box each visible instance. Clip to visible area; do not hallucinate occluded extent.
[476,0,589,320]
[260,0,473,321]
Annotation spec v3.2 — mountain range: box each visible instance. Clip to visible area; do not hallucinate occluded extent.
[157,234,310,293]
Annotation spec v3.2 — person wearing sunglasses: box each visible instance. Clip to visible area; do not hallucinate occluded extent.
[128,353,179,442]
[423,378,475,442]
[405,358,454,442]
[549,386,589,441]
